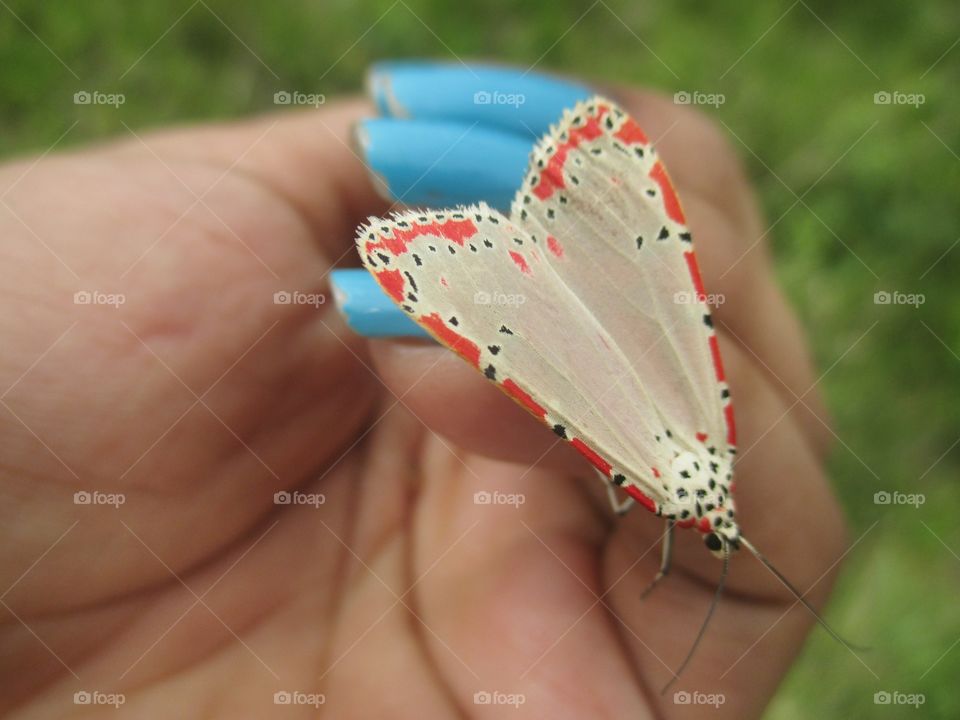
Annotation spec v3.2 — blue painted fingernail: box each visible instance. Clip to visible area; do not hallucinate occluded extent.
[368,61,591,135]
[330,269,429,338]
[355,118,531,209]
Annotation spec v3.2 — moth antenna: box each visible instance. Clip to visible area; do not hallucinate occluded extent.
[661,541,730,694]
[738,535,867,652]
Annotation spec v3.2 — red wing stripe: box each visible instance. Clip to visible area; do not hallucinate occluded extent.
[532,106,609,200]
[648,162,685,224]
[709,335,725,383]
[624,485,657,513]
[683,251,706,298]
[724,404,737,446]
[502,378,547,419]
[570,438,612,476]
[419,312,481,368]
[613,117,649,146]
[366,218,478,256]
[375,269,405,303]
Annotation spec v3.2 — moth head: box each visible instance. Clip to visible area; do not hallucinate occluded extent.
[704,522,740,559]
[704,531,725,558]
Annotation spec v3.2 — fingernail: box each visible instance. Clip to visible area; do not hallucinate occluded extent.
[367,61,591,134]
[330,269,430,338]
[354,118,531,209]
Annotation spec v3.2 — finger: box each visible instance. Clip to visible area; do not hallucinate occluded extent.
[356,119,532,209]
[368,60,591,134]
[368,338,598,478]
[111,97,389,258]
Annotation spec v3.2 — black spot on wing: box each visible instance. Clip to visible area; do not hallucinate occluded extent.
[403,271,418,293]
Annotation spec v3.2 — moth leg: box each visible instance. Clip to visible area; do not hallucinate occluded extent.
[597,470,635,516]
[640,520,675,599]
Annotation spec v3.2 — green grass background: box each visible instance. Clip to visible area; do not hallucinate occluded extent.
[2,1,957,717]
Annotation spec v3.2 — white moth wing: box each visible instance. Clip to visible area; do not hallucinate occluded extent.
[511,96,736,466]
[357,205,671,508]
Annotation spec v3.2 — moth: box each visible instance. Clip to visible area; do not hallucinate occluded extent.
[354,95,851,683]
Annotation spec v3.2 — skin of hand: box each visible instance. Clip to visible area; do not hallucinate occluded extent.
[0,84,845,719]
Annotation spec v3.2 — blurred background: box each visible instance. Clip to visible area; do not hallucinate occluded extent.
[1,1,957,717]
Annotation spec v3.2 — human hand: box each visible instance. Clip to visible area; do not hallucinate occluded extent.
[0,61,845,719]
